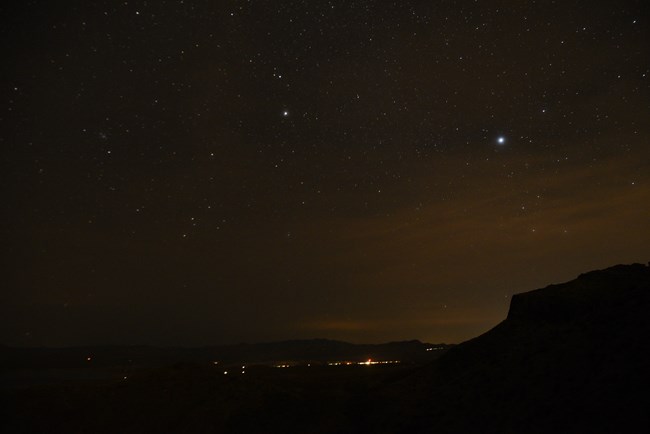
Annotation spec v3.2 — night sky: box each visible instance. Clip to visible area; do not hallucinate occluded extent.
[3,1,649,347]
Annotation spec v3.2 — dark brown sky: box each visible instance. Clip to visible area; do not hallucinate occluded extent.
[2,0,649,346]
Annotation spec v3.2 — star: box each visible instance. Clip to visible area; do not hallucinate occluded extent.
[497,136,506,145]
[282,110,289,117]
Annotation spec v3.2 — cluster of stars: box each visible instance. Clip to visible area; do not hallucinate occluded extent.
[2,0,648,347]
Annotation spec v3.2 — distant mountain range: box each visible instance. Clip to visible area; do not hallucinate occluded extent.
[0,338,449,371]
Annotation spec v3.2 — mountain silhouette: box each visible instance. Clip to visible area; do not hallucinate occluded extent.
[370,263,650,433]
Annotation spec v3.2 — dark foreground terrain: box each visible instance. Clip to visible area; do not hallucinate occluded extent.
[2,263,649,433]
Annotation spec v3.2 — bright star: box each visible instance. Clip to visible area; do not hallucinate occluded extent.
[497,136,506,145]
[283,110,289,117]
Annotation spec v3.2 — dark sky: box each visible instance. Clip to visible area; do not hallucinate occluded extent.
[2,0,649,347]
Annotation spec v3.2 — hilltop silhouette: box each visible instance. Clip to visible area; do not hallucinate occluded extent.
[368,263,650,433]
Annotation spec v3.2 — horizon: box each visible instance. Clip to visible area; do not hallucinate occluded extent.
[0,332,464,348]
[7,262,647,349]
[1,337,442,349]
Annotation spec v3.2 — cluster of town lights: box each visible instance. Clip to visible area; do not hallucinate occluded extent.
[328,359,400,366]
[272,360,402,368]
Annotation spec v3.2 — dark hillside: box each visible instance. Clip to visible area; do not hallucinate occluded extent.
[372,263,650,433]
